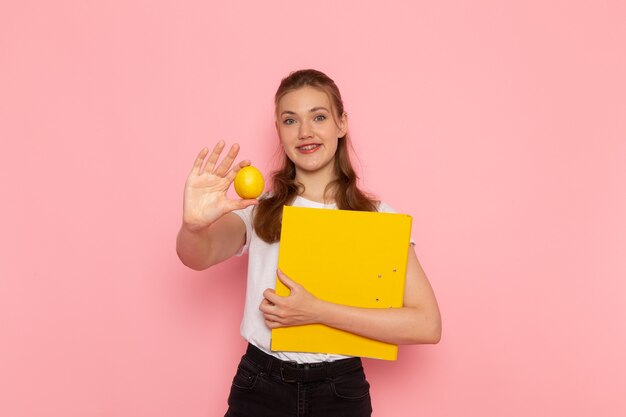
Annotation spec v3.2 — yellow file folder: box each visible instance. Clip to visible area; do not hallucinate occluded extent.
[271,205,412,360]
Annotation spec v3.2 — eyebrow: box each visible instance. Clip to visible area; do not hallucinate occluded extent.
[280,106,331,117]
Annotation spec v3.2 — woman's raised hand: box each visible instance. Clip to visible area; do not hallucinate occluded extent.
[182,141,258,232]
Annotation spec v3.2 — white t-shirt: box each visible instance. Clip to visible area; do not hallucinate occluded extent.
[232,195,402,363]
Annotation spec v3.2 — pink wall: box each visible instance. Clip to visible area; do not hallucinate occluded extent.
[1,1,625,416]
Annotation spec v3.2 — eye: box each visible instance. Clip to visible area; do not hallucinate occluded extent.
[282,118,296,125]
[314,114,327,122]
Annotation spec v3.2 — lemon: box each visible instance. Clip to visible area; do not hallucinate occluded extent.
[234,166,264,199]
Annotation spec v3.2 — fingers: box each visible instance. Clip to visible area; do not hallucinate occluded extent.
[202,141,226,174]
[259,298,275,313]
[192,147,209,175]
[263,288,282,305]
[260,301,285,328]
[225,198,258,213]
[213,143,240,176]
[225,160,252,183]
[277,269,298,290]
[265,319,282,329]
[192,142,249,181]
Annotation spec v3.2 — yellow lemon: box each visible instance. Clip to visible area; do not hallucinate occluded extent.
[234,166,264,199]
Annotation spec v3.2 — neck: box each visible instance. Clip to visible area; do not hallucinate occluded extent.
[295,164,337,204]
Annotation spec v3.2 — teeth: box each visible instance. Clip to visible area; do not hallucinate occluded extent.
[299,144,319,151]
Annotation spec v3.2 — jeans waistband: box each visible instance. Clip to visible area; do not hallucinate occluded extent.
[243,343,363,383]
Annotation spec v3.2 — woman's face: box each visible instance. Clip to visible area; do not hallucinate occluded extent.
[276,86,347,177]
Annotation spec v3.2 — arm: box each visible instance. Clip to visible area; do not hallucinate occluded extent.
[176,142,257,271]
[176,212,246,270]
[260,247,442,345]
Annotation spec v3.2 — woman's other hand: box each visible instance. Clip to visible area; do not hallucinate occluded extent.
[260,270,323,329]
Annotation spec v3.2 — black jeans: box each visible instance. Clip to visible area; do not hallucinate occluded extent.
[225,344,372,417]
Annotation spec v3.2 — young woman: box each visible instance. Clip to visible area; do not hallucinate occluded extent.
[176,69,441,417]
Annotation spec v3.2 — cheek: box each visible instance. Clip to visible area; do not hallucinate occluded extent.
[328,135,340,152]
[277,129,289,146]
[278,125,296,142]
[279,138,295,155]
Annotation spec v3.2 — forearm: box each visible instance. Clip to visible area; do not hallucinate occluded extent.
[176,212,247,270]
[262,254,442,345]
[176,224,214,270]
[316,300,441,345]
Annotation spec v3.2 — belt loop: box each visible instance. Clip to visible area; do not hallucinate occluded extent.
[264,355,273,374]
[280,361,298,383]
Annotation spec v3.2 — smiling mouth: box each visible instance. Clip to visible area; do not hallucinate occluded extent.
[296,144,321,152]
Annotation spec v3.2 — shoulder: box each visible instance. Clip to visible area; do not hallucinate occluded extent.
[376,201,398,214]
[376,201,416,246]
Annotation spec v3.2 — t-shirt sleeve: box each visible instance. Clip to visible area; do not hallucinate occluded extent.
[377,202,416,246]
[232,205,254,256]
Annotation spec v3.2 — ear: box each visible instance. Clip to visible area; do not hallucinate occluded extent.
[338,112,348,137]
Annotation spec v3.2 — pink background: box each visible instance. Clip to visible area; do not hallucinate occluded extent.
[1,1,625,416]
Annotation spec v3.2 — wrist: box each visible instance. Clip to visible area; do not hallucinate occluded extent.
[181,220,211,234]
[313,297,331,326]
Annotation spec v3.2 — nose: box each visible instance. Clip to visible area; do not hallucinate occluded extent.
[298,121,313,140]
